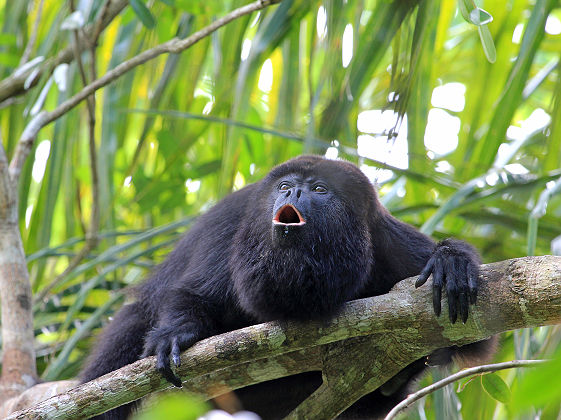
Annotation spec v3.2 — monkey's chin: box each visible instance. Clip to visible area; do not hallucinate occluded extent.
[271,223,305,247]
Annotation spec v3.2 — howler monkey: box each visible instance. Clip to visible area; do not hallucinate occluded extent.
[81,155,492,419]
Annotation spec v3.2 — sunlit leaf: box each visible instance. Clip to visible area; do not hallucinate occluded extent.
[477,25,496,63]
[469,8,493,26]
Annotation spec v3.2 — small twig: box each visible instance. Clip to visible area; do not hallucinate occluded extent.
[9,0,282,186]
[20,0,45,66]
[69,1,91,88]
[68,0,100,249]
[86,6,101,249]
[91,0,112,46]
[383,359,548,420]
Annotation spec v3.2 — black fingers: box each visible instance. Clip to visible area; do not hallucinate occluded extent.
[456,259,469,324]
[458,291,468,324]
[416,255,435,288]
[170,332,197,369]
[143,328,199,388]
[445,257,459,324]
[432,258,443,317]
[156,341,182,388]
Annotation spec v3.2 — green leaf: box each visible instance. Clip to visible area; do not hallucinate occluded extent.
[132,393,208,420]
[129,0,156,29]
[469,7,493,26]
[457,0,470,21]
[512,351,561,412]
[468,0,555,176]
[481,373,511,404]
[477,25,496,63]
[458,1,493,26]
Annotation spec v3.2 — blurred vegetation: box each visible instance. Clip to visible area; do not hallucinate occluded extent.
[131,393,208,420]
[1,0,561,418]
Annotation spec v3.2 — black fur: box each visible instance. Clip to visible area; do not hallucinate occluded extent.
[81,156,492,419]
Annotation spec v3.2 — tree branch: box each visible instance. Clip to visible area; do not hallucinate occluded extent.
[3,256,561,420]
[0,134,37,402]
[0,0,128,104]
[8,0,283,185]
[91,0,113,47]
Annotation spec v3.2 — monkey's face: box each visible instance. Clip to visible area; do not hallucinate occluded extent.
[271,174,331,247]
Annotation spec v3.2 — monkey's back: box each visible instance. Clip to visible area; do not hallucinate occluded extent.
[138,183,260,327]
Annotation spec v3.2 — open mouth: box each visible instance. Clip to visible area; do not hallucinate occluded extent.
[273,204,306,226]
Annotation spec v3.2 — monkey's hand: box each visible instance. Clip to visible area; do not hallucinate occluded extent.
[143,324,200,388]
[415,238,480,324]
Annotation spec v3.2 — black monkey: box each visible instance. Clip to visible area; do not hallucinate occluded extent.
[81,155,492,420]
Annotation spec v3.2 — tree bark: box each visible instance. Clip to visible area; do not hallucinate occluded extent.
[0,145,37,402]
[2,256,560,420]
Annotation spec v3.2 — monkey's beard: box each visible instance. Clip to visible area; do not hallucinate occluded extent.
[230,217,373,322]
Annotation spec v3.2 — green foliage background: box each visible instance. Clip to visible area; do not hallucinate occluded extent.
[1,0,560,418]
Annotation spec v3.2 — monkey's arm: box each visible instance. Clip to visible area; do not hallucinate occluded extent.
[142,288,220,387]
[375,215,481,323]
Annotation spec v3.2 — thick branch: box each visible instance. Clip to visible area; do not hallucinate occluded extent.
[0,137,37,402]
[3,256,561,420]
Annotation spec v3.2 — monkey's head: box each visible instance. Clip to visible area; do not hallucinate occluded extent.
[231,156,379,322]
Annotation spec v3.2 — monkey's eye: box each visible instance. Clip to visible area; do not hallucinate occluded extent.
[278,182,292,191]
[312,184,328,193]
